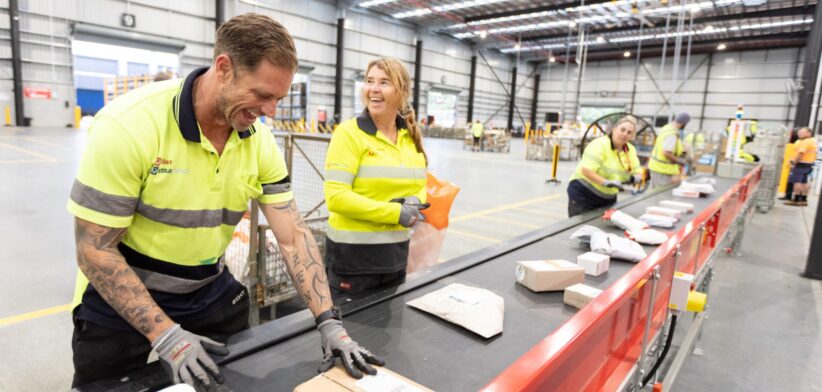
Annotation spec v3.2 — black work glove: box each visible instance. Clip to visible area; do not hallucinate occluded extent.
[317,319,385,378]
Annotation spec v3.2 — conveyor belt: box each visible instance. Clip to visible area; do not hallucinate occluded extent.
[76,175,742,392]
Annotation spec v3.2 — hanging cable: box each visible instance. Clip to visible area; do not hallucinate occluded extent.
[641,313,679,388]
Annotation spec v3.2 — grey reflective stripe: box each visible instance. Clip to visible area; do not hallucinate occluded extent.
[262,183,292,194]
[131,262,224,294]
[70,179,138,217]
[326,226,411,244]
[325,169,355,185]
[137,201,245,228]
[356,166,426,180]
[578,178,618,199]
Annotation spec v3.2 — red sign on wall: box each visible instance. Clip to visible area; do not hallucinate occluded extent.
[23,87,52,99]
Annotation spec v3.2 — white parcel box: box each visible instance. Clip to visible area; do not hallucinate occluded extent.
[516,260,585,292]
[576,252,610,276]
[564,283,603,309]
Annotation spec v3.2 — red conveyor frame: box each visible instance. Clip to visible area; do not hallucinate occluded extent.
[482,167,762,392]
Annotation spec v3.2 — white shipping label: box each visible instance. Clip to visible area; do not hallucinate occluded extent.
[447,288,486,306]
[354,369,426,392]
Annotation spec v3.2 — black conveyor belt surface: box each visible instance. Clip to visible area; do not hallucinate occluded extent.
[219,176,738,391]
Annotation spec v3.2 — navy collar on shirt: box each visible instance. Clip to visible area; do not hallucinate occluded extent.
[173,67,255,143]
[356,109,408,136]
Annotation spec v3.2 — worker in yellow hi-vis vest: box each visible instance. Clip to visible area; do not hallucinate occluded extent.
[649,112,690,188]
[66,14,380,389]
[324,57,428,301]
[567,115,643,217]
[471,119,484,152]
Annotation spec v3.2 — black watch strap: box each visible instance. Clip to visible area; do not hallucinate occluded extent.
[315,307,341,326]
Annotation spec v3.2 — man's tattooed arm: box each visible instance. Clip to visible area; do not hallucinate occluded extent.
[261,200,331,316]
[74,218,174,341]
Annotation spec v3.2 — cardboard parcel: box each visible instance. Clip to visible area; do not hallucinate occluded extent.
[407,283,504,339]
[294,366,433,392]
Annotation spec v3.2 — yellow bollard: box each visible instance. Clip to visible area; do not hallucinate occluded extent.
[5,105,11,126]
[74,106,82,128]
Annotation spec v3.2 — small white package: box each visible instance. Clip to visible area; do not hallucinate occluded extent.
[673,187,700,198]
[603,209,649,232]
[569,225,604,243]
[407,283,504,339]
[660,200,695,213]
[516,260,585,292]
[626,228,669,245]
[677,180,715,195]
[564,283,603,310]
[590,233,647,262]
[639,213,677,228]
[576,252,610,276]
[645,206,682,220]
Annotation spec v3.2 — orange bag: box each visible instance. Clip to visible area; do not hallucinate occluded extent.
[423,171,460,230]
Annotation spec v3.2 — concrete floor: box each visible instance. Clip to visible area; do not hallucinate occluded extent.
[0,127,820,391]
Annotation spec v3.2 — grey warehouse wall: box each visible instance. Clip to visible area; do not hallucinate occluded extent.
[537,47,805,134]
[0,0,216,127]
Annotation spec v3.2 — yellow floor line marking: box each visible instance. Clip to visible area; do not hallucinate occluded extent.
[0,303,71,328]
[451,194,563,223]
[447,228,502,243]
[23,136,75,151]
[0,142,58,162]
[474,214,540,229]
[511,205,566,218]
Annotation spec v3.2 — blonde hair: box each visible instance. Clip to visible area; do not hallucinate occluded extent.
[362,58,427,165]
[614,115,638,130]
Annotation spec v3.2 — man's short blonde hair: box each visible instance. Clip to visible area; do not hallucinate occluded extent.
[214,13,298,73]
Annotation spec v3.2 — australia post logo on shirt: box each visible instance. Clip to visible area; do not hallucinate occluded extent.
[150,157,189,175]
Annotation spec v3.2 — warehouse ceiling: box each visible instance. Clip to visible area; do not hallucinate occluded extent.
[354,0,816,61]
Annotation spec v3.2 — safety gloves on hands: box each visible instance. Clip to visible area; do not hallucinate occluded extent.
[603,180,625,191]
[632,174,644,185]
[393,196,428,228]
[317,319,385,378]
[675,157,689,166]
[152,324,229,390]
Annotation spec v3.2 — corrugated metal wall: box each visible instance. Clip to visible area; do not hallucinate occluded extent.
[0,0,805,131]
[537,47,804,134]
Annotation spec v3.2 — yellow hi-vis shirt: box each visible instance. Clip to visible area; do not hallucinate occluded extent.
[67,67,292,328]
[649,124,684,175]
[323,111,426,274]
[796,137,818,163]
[471,122,484,138]
[570,136,643,198]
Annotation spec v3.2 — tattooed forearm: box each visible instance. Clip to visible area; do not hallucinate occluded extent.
[74,218,173,340]
[262,201,332,316]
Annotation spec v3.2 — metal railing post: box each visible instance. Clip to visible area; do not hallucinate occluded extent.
[633,265,661,390]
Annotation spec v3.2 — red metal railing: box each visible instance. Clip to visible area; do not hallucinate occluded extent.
[482,167,762,392]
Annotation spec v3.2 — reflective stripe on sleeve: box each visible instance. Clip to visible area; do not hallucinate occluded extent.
[70,179,139,217]
[325,169,355,185]
[262,183,292,194]
[136,201,245,228]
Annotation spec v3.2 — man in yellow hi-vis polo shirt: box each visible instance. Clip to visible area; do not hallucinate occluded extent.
[67,14,380,390]
[785,127,817,206]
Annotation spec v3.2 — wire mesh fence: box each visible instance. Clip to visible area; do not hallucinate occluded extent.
[224,132,332,324]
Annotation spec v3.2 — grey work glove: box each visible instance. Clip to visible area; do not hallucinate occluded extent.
[151,324,229,390]
[675,157,689,166]
[632,174,644,185]
[602,180,625,191]
[394,196,427,227]
[317,319,385,378]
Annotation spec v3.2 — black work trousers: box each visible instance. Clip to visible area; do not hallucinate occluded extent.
[326,267,406,304]
[70,286,250,388]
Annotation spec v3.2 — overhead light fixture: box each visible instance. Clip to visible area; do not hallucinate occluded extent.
[717,43,727,50]
[514,43,521,50]
[479,30,488,39]
[359,0,397,7]
[704,25,714,32]
[569,21,577,28]
[393,0,514,19]
[596,35,605,43]
[624,51,631,57]
[549,56,556,63]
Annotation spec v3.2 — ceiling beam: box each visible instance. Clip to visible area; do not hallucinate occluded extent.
[527,30,809,63]
[518,3,814,43]
[462,0,613,24]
